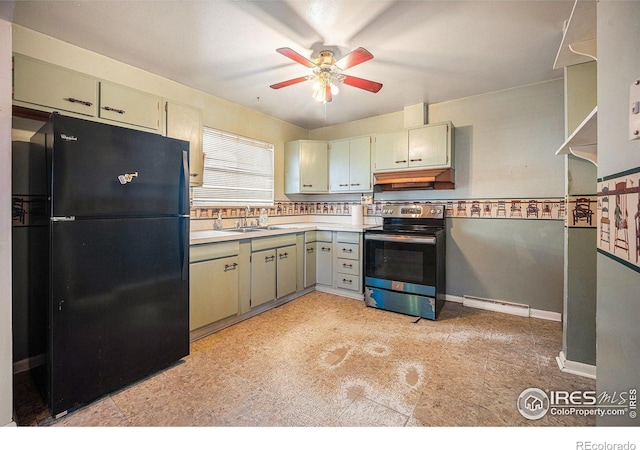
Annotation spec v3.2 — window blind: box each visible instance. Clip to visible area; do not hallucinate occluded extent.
[192,127,274,206]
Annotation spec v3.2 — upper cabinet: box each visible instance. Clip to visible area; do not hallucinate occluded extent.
[13,54,99,117]
[13,54,162,133]
[408,121,453,169]
[99,81,161,131]
[284,140,328,194]
[328,136,372,192]
[372,130,408,171]
[165,101,204,187]
[373,122,454,172]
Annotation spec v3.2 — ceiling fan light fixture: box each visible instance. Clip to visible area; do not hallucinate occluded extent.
[271,47,382,103]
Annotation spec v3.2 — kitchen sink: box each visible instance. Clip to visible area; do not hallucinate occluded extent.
[219,227,264,233]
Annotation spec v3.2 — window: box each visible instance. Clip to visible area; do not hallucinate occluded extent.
[192,127,274,206]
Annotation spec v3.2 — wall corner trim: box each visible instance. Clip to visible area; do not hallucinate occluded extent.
[556,351,597,379]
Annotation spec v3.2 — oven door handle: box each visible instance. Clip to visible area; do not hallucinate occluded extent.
[365,234,437,245]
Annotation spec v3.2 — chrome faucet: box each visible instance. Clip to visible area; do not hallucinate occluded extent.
[243,205,251,227]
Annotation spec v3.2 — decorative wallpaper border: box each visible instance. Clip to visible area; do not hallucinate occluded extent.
[191,198,567,222]
[597,170,640,272]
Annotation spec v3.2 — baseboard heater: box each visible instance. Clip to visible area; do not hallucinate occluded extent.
[462,295,530,317]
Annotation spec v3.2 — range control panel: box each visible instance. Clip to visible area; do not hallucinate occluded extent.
[381,204,445,219]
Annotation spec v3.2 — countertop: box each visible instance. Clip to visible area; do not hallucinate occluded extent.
[190,222,378,245]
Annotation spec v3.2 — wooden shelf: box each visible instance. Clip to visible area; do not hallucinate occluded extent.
[555,106,597,166]
[553,0,597,69]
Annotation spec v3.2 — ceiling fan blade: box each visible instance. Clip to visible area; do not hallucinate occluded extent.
[270,76,309,89]
[342,75,383,93]
[276,47,316,68]
[336,47,374,70]
[325,84,333,103]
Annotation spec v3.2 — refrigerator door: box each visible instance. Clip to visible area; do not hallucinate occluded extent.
[48,216,189,415]
[48,114,189,218]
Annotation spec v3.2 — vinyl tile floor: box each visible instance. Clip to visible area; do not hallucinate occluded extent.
[13,291,596,427]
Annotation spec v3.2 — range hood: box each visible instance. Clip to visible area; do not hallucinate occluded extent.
[373,168,455,191]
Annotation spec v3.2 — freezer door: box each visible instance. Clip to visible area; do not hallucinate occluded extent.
[47,114,189,217]
[48,217,189,415]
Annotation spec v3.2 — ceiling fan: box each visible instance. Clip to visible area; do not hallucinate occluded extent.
[270,47,383,103]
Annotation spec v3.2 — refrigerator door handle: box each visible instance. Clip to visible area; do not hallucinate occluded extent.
[181,150,190,214]
[181,218,189,281]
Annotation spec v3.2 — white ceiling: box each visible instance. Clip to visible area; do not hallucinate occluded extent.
[9,0,574,130]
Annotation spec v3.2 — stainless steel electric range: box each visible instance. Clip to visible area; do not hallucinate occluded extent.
[364,203,446,320]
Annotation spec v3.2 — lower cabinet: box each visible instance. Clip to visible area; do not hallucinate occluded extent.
[304,230,363,294]
[316,232,334,287]
[250,248,277,307]
[304,238,317,288]
[250,234,298,308]
[276,245,297,298]
[190,242,240,331]
[334,233,361,292]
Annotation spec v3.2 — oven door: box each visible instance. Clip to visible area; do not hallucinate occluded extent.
[364,232,443,319]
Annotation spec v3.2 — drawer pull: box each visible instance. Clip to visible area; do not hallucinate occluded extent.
[395,159,407,164]
[64,97,93,107]
[321,247,331,252]
[303,184,313,187]
[350,183,360,186]
[102,106,126,115]
[410,158,423,162]
[224,263,238,271]
[265,255,275,263]
[279,252,288,259]
[342,248,353,253]
[306,247,315,254]
[342,278,353,284]
[339,183,349,187]
[342,263,353,269]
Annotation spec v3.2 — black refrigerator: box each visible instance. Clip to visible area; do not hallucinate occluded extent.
[27,113,190,417]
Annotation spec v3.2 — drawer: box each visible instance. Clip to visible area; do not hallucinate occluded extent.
[336,274,360,291]
[336,258,358,276]
[251,233,296,252]
[305,231,317,243]
[190,241,239,263]
[336,243,359,260]
[316,230,333,242]
[336,231,359,244]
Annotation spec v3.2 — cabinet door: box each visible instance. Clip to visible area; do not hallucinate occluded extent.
[251,249,276,307]
[317,243,333,286]
[13,54,98,117]
[408,122,450,168]
[99,81,161,131]
[166,101,204,187]
[373,130,408,171]
[276,245,297,298]
[329,139,350,192]
[348,136,372,191]
[304,242,317,288]
[190,256,239,331]
[299,141,328,192]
